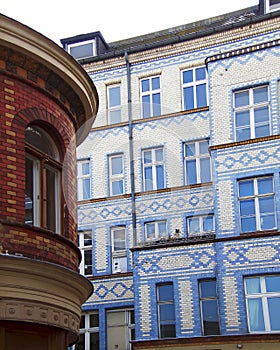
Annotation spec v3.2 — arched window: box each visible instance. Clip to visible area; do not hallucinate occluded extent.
[25,124,62,233]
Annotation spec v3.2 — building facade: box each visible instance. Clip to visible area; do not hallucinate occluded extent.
[63,0,280,349]
[0,14,98,350]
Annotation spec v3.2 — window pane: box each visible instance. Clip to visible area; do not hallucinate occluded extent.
[158,222,167,236]
[200,280,217,298]
[246,277,261,294]
[144,167,153,191]
[261,213,276,230]
[258,177,273,194]
[46,167,57,232]
[25,157,34,225]
[153,93,161,116]
[185,143,195,157]
[84,250,92,275]
[184,86,194,110]
[200,158,211,183]
[90,333,99,348]
[235,91,249,107]
[112,180,123,195]
[196,83,207,108]
[195,67,206,80]
[241,216,256,232]
[259,197,274,214]
[199,141,209,154]
[141,79,149,92]
[201,300,220,335]
[183,70,193,83]
[239,180,254,197]
[156,165,164,189]
[75,334,85,350]
[235,110,250,127]
[158,284,174,301]
[254,106,269,123]
[142,95,150,118]
[146,223,155,239]
[266,275,280,292]
[144,151,152,164]
[155,148,163,162]
[82,162,90,175]
[152,77,160,90]
[186,160,197,185]
[236,127,251,141]
[240,199,255,216]
[203,216,214,232]
[111,157,122,175]
[82,178,91,200]
[90,313,99,327]
[248,298,265,331]
[109,109,122,124]
[160,324,176,338]
[109,86,121,107]
[84,232,92,246]
[268,298,280,331]
[188,217,200,234]
[159,304,175,322]
[253,86,268,104]
[255,124,270,138]
[113,229,126,250]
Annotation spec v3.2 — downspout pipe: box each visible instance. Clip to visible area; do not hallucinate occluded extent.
[125,50,137,246]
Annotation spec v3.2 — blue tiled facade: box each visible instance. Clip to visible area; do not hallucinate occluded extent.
[65,2,280,349]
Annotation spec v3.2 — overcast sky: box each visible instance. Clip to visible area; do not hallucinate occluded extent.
[1,0,258,45]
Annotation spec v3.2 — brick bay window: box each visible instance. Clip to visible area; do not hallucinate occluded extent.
[238,176,276,233]
[140,76,161,118]
[157,283,176,338]
[184,139,211,185]
[182,66,208,110]
[234,85,270,142]
[25,124,62,233]
[245,275,280,332]
[142,147,165,191]
[199,279,220,336]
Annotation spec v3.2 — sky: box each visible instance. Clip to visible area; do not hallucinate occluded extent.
[1,0,258,46]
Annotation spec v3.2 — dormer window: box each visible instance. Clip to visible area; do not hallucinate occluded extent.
[265,0,280,13]
[68,39,96,60]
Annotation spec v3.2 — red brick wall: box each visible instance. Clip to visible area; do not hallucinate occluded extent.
[0,51,81,271]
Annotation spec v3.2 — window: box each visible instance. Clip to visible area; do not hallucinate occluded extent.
[109,154,124,196]
[238,176,276,233]
[75,312,99,350]
[107,309,135,350]
[234,85,270,141]
[184,140,211,185]
[111,226,127,273]
[145,221,167,241]
[157,283,176,338]
[25,125,61,233]
[141,76,161,118]
[142,147,165,191]
[265,0,280,13]
[245,275,280,332]
[182,66,208,110]
[107,84,122,124]
[187,214,214,237]
[199,279,220,336]
[77,160,91,200]
[79,230,93,276]
[68,39,96,60]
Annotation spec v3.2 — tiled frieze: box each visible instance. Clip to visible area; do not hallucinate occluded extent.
[86,276,134,305]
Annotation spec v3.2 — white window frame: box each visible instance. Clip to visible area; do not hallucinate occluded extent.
[111,226,127,273]
[234,85,270,142]
[108,154,124,196]
[182,66,208,110]
[245,275,280,333]
[79,230,93,276]
[144,220,167,241]
[187,214,214,237]
[140,75,161,118]
[106,309,135,350]
[68,39,96,60]
[142,147,165,191]
[265,0,280,13]
[107,84,122,124]
[77,160,91,201]
[238,176,276,233]
[76,311,99,350]
[184,140,211,185]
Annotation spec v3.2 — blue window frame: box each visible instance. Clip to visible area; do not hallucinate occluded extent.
[238,176,276,233]
[182,66,208,110]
